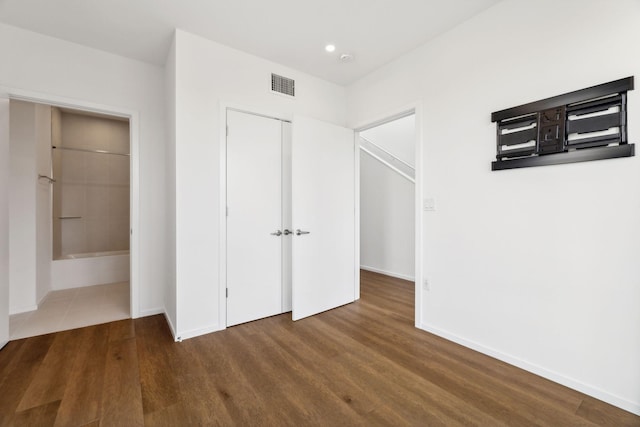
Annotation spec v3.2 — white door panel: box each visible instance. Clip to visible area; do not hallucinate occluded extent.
[292,116,356,321]
[0,98,9,348]
[226,110,283,326]
[281,121,293,312]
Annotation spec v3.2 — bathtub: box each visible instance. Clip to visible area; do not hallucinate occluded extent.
[52,250,130,290]
[60,249,130,260]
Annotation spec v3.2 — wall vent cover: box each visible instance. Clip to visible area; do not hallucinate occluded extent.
[271,73,295,97]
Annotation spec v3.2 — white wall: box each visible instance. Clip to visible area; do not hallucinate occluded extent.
[347,0,640,415]
[164,35,177,335]
[0,98,10,347]
[172,29,347,339]
[9,100,37,314]
[360,151,414,280]
[10,101,52,312]
[0,23,166,317]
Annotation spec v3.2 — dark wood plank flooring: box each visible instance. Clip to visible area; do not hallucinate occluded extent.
[1,270,638,426]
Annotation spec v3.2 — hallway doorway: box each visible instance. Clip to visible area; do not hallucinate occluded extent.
[357,111,419,320]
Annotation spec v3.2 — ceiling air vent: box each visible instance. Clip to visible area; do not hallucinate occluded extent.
[271,73,295,97]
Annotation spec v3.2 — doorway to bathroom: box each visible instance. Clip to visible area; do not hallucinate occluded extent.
[8,101,133,339]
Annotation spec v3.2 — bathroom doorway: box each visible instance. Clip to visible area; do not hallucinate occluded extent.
[8,101,133,339]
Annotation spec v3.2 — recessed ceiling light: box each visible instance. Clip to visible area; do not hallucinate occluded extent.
[325,44,336,53]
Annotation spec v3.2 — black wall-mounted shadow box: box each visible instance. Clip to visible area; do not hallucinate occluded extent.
[491,77,635,171]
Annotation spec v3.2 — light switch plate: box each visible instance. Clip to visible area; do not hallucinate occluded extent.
[423,197,436,211]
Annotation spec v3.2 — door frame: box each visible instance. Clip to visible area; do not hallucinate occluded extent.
[0,96,9,349]
[352,101,424,327]
[218,102,293,329]
[0,85,141,319]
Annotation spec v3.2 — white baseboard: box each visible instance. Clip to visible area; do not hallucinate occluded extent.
[162,310,177,341]
[138,307,164,318]
[420,323,640,416]
[9,305,38,316]
[360,265,414,282]
[176,323,222,342]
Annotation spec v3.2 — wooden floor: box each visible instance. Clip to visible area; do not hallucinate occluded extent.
[1,271,638,426]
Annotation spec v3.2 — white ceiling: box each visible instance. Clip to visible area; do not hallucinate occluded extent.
[0,0,500,86]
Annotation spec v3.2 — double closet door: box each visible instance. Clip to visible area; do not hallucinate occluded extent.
[226,109,356,327]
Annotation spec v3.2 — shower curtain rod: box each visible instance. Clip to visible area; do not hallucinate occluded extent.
[52,145,130,157]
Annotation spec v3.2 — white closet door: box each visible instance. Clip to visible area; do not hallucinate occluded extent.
[0,97,9,349]
[291,115,356,321]
[226,110,283,327]
[281,121,293,312]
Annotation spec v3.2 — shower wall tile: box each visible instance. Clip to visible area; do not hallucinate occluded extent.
[86,184,110,219]
[59,183,85,218]
[86,218,110,253]
[54,111,130,257]
[110,125,130,154]
[109,186,130,218]
[109,156,129,184]
[62,115,95,150]
[86,152,109,183]
[61,219,86,256]
[61,113,129,153]
[52,218,62,260]
[109,218,130,251]
[51,107,62,147]
[60,151,86,183]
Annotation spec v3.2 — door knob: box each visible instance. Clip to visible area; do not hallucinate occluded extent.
[283,229,292,235]
[295,229,310,236]
[270,230,283,236]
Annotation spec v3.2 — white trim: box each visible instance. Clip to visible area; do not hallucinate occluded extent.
[414,102,424,328]
[420,322,640,416]
[162,309,178,341]
[140,307,165,317]
[227,107,292,123]
[129,111,140,319]
[9,305,38,316]
[0,86,141,319]
[218,105,228,331]
[0,96,8,350]
[176,323,222,342]
[360,265,414,282]
[355,109,415,132]
[352,100,424,328]
[354,132,360,301]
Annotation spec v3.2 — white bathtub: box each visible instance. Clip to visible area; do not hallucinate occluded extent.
[52,250,130,290]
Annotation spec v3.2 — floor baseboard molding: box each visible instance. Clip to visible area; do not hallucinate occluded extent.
[163,310,178,341]
[420,323,640,416]
[139,307,164,318]
[175,323,222,342]
[9,305,38,316]
[360,265,414,282]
